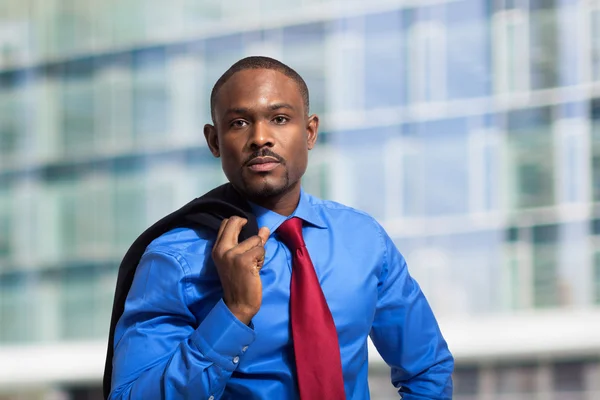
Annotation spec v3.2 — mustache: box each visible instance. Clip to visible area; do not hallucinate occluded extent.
[243,149,286,165]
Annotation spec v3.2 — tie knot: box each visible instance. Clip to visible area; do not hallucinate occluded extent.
[276,217,305,251]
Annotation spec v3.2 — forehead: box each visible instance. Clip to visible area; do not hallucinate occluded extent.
[214,68,304,114]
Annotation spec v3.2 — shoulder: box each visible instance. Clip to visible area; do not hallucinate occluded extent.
[305,193,386,238]
[146,226,214,254]
[141,226,215,276]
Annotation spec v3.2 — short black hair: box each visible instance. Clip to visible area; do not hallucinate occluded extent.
[210,56,310,122]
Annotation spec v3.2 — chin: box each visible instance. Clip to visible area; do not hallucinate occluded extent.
[241,175,291,200]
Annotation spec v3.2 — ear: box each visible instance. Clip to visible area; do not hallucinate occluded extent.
[306,114,319,150]
[204,124,220,157]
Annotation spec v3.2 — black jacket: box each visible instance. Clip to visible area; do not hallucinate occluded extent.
[102,183,258,399]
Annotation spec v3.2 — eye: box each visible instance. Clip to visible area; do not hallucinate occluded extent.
[273,116,289,125]
[231,119,248,129]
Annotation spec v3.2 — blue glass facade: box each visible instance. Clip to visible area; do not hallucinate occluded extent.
[1,0,600,398]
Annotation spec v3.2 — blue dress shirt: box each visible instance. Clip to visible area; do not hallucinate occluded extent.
[110,189,454,399]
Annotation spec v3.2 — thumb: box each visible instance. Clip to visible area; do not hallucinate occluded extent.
[258,227,270,245]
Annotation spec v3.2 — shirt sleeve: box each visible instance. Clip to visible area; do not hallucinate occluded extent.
[369,227,454,400]
[109,249,256,400]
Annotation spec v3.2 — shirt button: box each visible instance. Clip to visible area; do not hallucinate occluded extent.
[242,346,248,352]
[208,396,214,400]
[233,356,240,364]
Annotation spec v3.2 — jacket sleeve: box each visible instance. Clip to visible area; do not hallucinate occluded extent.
[109,250,255,400]
[369,228,454,399]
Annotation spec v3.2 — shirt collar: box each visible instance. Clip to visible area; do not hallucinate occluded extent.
[248,188,327,235]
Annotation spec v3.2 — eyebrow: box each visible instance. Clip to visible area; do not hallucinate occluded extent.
[223,103,295,117]
[269,103,295,111]
[224,107,250,116]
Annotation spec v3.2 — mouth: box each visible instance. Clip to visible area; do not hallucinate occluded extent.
[246,156,281,172]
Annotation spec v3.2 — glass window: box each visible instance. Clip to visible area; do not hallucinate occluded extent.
[0,188,10,261]
[408,21,446,103]
[97,264,118,339]
[591,100,600,201]
[420,118,470,216]
[594,251,600,304]
[59,183,79,259]
[0,273,33,343]
[112,173,147,254]
[54,0,78,54]
[506,107,555,209]
[0,0,31,67]
[368,368,399,399]
[205,34,244,79]
[327,17,365,113]
[110,0,145,47]
[53,0,95,55]
[493,9,529,93]
[495,364,537,394]
[0,71,29,161]
[59,264,115,340]
[61,59,96,156]
[532,224,559,308]
[282,24,327,116]
[556,119,586,204]
[60,267,98,339]
[183,0,222,29]
[142,0,184,41]
[554,0,580,86]
[446,5,491,100]
[552,362,585,398]
[592,7,600,81]
[203,34,244,114]
[332,127,391,220]
[502,248,522,310]
[77,178,113,256]
[94,54,134,152]
[399,125,424,217]
[529,4,558,90]
[483,134,502,211]
[454,367,480,396]
[132,47,169,143]
[0,76,19,159]
[364,11,405,108]
[303,160,330,201]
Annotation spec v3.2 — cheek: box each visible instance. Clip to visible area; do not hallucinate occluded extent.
[218,136,243,158]
[286,145,309,177]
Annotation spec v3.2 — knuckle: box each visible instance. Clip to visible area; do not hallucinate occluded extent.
[223,249,235,263]
[231,216,244,224]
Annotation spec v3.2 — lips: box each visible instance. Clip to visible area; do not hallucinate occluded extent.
[246,156,280,172]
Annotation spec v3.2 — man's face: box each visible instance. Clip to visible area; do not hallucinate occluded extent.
[204,69,318,202]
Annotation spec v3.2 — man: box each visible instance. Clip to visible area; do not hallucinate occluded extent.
[109,56,453,399]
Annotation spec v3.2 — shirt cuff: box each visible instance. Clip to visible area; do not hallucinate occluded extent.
[190,299,256,371]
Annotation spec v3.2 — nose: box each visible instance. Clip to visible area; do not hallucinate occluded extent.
[248,120,274,150]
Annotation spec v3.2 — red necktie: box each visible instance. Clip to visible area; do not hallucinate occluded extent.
[276,217,346,399]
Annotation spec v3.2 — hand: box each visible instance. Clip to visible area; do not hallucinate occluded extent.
[211,216,270,325]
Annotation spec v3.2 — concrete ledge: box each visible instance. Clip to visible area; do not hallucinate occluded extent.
[2,309,600,390]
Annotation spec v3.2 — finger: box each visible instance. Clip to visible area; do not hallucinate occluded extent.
[234,235,263,254]
[214,218,230,248]
[247,245,266,268]
[257,227,270,246]
[220,216,247,248]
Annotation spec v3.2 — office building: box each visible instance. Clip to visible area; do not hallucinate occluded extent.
[1,0,599,398]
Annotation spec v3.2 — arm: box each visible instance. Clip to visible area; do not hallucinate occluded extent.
[369,229,454,399]
[109,249,255,400]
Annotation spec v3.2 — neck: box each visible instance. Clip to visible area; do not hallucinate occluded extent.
[244,182,301,216]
